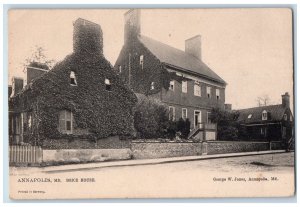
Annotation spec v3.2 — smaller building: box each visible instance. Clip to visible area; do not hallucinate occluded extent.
[237,92,293,141]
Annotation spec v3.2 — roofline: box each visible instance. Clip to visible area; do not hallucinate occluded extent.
[27,66,49,72]
[236,104,284,112]
[74,18,100,26]
[185,35,201,42]
[163,63,227,85]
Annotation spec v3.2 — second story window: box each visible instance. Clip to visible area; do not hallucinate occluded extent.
[70,71,77,86]
[140,55,144,69]
[194,82,201,96]
[105,78,111,91]
[262,110,268,120]
[182,81,187,93]
[169,80,175,91]
[207,86,211,98]
[151,82,155,90]
[216,89,220,100]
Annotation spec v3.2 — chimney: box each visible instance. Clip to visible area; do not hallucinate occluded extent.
[281,92,290,108]
[225,104,232,111]
[27,66,48,84]
[124,9,141,43]
[10,77,24,97]
[185,35,202,60]
[73,18,103,55]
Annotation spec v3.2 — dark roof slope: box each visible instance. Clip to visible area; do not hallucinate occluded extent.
[237,104,287,124]
[138,35,226,84]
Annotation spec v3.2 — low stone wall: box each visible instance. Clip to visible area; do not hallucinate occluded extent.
[270,141,285,150]
[42,136,130,149]
[206,141,270,155]
[131,141,202,159]
[43,148,132,165]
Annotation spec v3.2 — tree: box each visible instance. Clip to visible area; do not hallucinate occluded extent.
[256,95,271,106]
[211,107,240,140]
[23,46,56,70]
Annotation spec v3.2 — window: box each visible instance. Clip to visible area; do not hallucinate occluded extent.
[194,81,201,96]
[207,112,212,124]
[283,114,287,121]
[207,86,211,98]
[150,82,155,90]
[248,114,252,119]
[70,71,77,86]
[119,65,122,73]
[262,110,268,120]
[169,80,175,91]
[59,110,73,134]
[105,78,111,91]
[290,115,293,122]
[182,81,187,93]
[216,89,220,100]
[182,108,187,120]
[169,106,175,121]
[140,55,144,69]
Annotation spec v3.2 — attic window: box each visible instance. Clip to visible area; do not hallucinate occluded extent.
[262,110,268,120]
[150,82,155,90]
[248,114,252,119]
[70,71,77,86]
[119,65,122,73]
[105,78,111,91]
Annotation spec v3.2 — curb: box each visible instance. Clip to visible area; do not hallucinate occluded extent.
[44,150,288,173]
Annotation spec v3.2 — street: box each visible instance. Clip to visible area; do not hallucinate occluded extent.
[10,152,295,199]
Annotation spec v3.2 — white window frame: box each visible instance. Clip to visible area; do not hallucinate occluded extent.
[140,55,144,69]
[169,80,175,91]
[119,65,122,73]
[105,78,111,91]
[216,88,220,100]
[182,81,187,93]
[262,110,268,121]
[169,106,175,121]
[70,71,77,86]
[151,82,155,90]
[59,110,73,134]
[194,110,202,128]
[194,81,201,96]
[207,86,211,98]
[182,108,187,120]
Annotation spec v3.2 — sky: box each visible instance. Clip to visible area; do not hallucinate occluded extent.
[8,8,293,110]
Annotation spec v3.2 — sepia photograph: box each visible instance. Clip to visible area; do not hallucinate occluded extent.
[7,8,295,199]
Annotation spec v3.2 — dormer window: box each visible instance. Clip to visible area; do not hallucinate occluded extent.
[248,114,252,119]
[262,110,268,120]
[119,65,122,73]
[283,114,287,121]
[150,82,155,90]
[70,71,77,86]
[105,78,111,91]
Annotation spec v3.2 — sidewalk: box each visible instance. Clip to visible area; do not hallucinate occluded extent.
[14,150,286,174]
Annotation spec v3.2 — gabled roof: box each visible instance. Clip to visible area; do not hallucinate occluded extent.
[237,104,288,124]
[138,35,226,84]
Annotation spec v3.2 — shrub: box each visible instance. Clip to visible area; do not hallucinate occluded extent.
[134,94,170,139]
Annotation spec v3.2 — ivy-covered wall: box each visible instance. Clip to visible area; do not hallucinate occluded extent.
[10,51,137,146]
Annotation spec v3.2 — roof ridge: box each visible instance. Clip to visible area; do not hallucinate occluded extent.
[237,104,283,111]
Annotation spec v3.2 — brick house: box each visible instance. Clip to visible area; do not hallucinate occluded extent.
[9,18,137,148]
[114,9,226,139]
[237,92,294,142]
